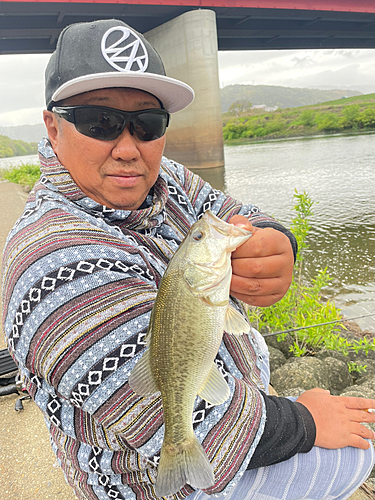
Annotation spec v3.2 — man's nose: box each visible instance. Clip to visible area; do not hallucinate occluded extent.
[111,123,141,161]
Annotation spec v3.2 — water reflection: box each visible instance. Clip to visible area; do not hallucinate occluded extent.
[306,222,375,301]
[197,134,375,331]
[0,154,39,169]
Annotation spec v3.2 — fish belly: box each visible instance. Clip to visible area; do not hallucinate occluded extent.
[150,271,226,495]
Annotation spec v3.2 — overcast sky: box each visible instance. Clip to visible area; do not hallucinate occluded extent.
[1,48,375,127]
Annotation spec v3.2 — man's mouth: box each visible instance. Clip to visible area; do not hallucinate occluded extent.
[108,172,142,187]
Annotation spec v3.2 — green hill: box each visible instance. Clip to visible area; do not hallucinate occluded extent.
[223,93,375,142]
[220,84,362,112]
[0,134,38,158]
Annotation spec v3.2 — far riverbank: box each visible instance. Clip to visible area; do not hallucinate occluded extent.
[223,93,375,143]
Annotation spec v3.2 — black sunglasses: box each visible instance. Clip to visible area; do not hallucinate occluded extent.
[52,105,170,142]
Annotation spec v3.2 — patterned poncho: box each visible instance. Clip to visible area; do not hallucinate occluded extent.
[2,139,277,500]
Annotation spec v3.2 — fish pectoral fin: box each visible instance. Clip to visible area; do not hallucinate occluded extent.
[128,350,160,397]
[225,304,251,336]
[198,363,230,405]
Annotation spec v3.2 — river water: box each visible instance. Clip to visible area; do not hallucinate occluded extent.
[2,133,375,331]
[194,133,375,332]
[0,154,39,169]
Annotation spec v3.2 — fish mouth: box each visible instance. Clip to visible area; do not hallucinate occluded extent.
[183,211,252,297]
[203,211,252,251]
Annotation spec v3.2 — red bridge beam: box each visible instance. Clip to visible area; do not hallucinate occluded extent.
[2,0,375,14]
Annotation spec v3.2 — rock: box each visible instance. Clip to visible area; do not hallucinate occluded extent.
[268,346,287,372]
[339,385,375,400]
[270,356,352,395]
[355,375,375,391]
[315,349,348,364]
[277,387,305,398]
[270,357,330,394]
[363,477,375,491]
[265,334,294,358]
[349,376,375,403]
[324,357,352,394]
[347,488,371,500]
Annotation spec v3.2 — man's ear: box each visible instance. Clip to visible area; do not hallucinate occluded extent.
[43,110,59,150]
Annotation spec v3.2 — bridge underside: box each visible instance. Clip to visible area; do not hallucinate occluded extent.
[1,2,375,54]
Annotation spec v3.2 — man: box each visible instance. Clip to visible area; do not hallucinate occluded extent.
[2,18,375,500]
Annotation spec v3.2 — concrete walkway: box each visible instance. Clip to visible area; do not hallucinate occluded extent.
[0,181,370,500]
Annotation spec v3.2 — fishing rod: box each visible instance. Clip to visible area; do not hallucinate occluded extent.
[261,312,375,338]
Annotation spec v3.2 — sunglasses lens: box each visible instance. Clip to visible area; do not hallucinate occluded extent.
[61,107,169,142]
[73,108,125,141]
[132,111,169,141]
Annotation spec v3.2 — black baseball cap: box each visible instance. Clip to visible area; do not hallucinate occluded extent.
[45,19,195,113]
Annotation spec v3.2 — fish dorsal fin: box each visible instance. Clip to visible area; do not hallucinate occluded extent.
[225,304,251,336]
[198,362,230,405]
[128,349,160,397]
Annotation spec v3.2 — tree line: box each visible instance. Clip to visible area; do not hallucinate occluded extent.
[223,95,375,142]
[0,134,38,158]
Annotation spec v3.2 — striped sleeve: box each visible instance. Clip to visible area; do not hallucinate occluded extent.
[1,201,169,450]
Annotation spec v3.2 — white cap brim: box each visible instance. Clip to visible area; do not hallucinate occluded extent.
[51,72,195,113]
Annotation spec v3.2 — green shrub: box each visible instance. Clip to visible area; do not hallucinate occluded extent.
[248,191,375,369]
[0,163,41,188]
[223,122,249,140]
[316,112,341,132]
[223,97,375,143]
[343,104,360,125]
[292,109,316,128]
[0,135,37,158]
[357,108,375,129]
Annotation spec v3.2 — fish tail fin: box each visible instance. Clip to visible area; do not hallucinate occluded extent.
[154,436,215,497]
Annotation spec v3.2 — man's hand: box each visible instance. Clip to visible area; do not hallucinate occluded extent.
[229,215,294,307]
[297,388,375,450]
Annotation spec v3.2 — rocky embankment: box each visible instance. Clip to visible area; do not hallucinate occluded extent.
[266,321,375,496]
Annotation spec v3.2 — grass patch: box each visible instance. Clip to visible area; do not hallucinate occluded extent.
[0,163,41,188]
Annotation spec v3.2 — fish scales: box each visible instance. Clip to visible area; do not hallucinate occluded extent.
[151,268,227,438]
[129,211,252,498]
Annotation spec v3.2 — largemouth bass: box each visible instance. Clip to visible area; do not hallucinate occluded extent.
[129,210,252,497]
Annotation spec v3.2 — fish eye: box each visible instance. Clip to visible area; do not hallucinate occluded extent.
[192,230,204,241]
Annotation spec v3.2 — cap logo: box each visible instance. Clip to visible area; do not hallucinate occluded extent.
[101,26,149,72]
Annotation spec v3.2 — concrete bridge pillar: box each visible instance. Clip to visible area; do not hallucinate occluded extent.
[145,9,224,170]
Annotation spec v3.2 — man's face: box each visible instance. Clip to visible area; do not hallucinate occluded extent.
[44,87,166,211]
